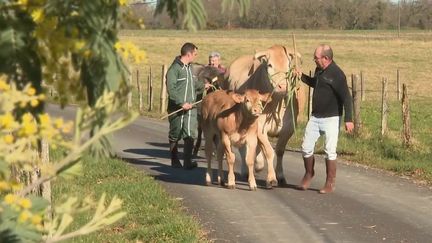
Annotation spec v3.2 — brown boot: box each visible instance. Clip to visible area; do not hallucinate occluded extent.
[169,141,182,168]
[319,159,336,194]
[299,156,315,190]
[183,137,197,170]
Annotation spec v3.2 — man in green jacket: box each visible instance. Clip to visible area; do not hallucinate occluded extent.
[166,42,200,169]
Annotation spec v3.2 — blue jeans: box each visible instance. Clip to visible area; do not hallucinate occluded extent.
[301,116,340,160]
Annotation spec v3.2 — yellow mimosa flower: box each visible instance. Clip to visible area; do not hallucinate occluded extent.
[18,198,32,209]
[18,210,32,223]
[30,99,39,107]
[4,194,16,204]
[31,214,42,225]
[3,134,14,144]
[0,79,9,91]
[26,87,36,96]
[0,113,15,129]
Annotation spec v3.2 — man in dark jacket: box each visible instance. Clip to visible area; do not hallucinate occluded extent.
[166,43,199,169]
[296,44,354,193]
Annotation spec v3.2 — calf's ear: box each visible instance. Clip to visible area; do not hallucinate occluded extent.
[232,93,245,104]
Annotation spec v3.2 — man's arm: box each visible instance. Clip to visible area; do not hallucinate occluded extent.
[166,68,184,107]
[301,73,317,87]
[332,73,353,123]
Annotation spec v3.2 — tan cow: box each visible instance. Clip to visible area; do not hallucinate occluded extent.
[201,89,271,190]
[224,45,306,187]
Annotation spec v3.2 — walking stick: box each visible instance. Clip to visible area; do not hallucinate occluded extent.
[160,100,202,120]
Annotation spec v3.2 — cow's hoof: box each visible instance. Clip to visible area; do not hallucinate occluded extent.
[219,181,225,187]
[249,186,257,191]
[206,181,212,186]
[277,178,287,187]
[265,181,273,189]
[227,184,235,189]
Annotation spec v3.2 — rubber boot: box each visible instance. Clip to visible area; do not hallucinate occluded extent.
[299,156,315,190]
[319,159,336,194]
[183,137,198,170]
[169,141,182,168]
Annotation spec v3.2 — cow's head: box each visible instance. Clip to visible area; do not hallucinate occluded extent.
[232,89,272,117]
[192,63,224,89]
[254,45,302,93]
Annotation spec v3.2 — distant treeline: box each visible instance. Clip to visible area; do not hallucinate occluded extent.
[129,0,432,30]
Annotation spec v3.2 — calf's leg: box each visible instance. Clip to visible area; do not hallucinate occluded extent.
[246,138,258,191]
[221,135,236,189]
[204,133,214,186]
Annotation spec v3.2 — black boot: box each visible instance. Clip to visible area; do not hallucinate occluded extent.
[183,137,197,170]
[169,141,182,168]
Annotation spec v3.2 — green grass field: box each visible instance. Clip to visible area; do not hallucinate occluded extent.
[120,29,432,184]
[52,153,206,242]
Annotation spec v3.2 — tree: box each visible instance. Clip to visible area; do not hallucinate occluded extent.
[0,0,142,241]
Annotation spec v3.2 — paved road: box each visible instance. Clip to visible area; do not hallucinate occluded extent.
[48,105,432,243]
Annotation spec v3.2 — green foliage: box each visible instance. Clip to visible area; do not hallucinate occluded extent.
[155,0,250,30]
[0,0,130,107]
[0,0,143,242]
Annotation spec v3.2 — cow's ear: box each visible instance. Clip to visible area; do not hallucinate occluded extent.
[289,52,303,65]
[232,93,245,104]
[254,50,269,62]
[260,93,272,104]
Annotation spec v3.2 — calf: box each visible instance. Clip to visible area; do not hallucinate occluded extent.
[201,89,271,190]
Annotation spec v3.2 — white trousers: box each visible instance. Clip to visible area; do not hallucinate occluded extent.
[301,116,340,160]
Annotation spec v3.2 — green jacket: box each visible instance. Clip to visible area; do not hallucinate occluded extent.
[166,57,197,112]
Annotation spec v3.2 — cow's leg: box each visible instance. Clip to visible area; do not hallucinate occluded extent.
[246,138,258,191]
[275,99,298,186]
[221,134,235,189]
[257,118,277,189]
[204,133,214,186]
[275,120,294,186]
[193,123,202,156]
[216,140,225,187]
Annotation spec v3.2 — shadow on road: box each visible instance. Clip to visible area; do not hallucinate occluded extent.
[121,146,294,191]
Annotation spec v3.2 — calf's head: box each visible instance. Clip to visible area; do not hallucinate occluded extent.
[231,89,272,117]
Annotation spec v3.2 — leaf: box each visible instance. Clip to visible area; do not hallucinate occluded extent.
[27,195,50,212]
[57,160,83,180]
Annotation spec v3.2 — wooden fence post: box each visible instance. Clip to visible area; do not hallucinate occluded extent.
[381,78,388,136]
[397,69,401,101]
[160,65,167,113]
[127,67,133,110]
[136,69,143,113]
[401,84,412,147]
[148,66,153,111]
[352,74,361,136]
[360,71,365,102]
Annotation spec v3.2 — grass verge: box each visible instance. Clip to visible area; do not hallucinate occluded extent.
[52,152,205,242]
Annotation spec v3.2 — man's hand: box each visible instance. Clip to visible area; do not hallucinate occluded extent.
[182,103,193,111]
[204,82,212,91]
[293,67,302,79]
[345,122,354,134]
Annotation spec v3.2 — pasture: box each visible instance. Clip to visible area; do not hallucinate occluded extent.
[120,29,432,184]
